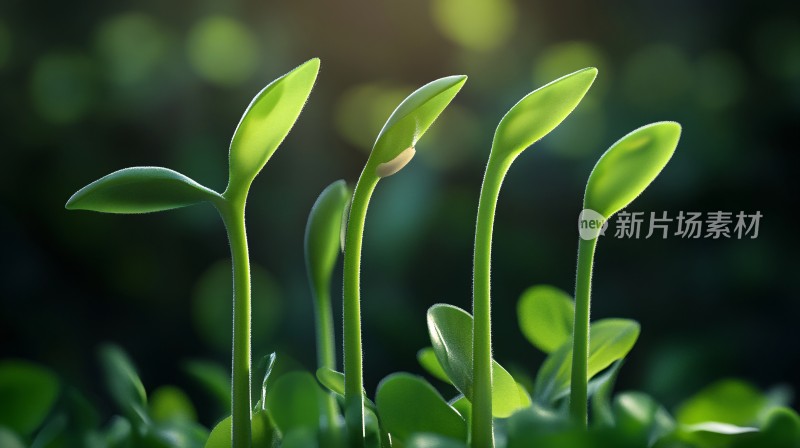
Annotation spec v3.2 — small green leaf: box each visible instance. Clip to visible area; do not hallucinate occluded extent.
[584,122,681,219]
[265,372,323,433]
[305,180,350,297]
[204,409,277,448]
[613,391,675,445]
[183,360,231,416]
[758,407,800,446]
[369,75,467,177]
[449,395,472,422]
[364,407,384,448]
[426,304,522,417]
[99,345,147,419]
[0,360,59,436]
[517,285,575,354]
[675,379,768,427]
[417,347,452,384]
[205,415,233,448]
[149,386,197,423]
[376,373,466,443]
[66,167,220,214]
[492,67,597,161]
[590,360,624,426]
[505,403,571,444]
[533,319,640,405]
[227,58,320,190]
[143,420,210,448]
[316,367,345,397]
[405,433,469,448]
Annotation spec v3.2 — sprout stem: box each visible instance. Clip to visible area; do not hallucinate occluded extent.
[472,154,513,448]
[342,170,380,447]
[219,194,252,448]
[570,237,597,428]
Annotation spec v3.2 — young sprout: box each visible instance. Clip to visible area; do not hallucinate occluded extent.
[305,179,350,438]
[471,68,596,447]
[66,59,320,448]
[305,179,351,372]
[570,121,681,427]
[341,75,467,446]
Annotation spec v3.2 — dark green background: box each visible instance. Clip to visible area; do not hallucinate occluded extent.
[1,0,798,425]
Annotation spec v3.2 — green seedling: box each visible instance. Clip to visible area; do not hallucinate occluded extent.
[65,58,320,448]
[570,122,682,427]
[304,179,351,442]
[46,59,800,448]
[340,74,466,445]
[376,373,467,444]
[305,179,351,373]
[470,67,597,447]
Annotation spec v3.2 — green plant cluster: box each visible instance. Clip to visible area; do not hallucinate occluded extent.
[2,59,797,448]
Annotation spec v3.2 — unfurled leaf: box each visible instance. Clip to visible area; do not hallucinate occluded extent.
[66,167,220,214]
[369,75,467,177]
[142,419,209,448]
[417,347,452,384]
[533,319,640,405]
[0,361,59,435]
[590,360,624,426]
[613,391,675,445]
[227,58,320,190]
[449,395,472,422]
[204,409,277,448]
[492,68,597,161]
[517,285,574,353]
[149,386,197,423]
[265,372,323,433]
[676,379,768,427]
[426,304,522,417]
[305,180,350,297]
[376,373,466,443]
[99,345,147,419]
[316,367,345,397]
[757,407,800,446]
[584,122,681,219]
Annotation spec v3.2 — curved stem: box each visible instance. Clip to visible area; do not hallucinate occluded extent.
[313,286,341,434]
[472,154,512,448]
[313,287,337,371]
[219,194,252,448]
[342,170,380,447]
[570,236,597,428]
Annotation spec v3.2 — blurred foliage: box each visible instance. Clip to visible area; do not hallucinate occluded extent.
[0,0,798,434]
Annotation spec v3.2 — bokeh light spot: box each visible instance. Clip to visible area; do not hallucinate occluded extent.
[695,52,746,110]
[186,16,258,86]
[534,41,609,108]
[621,44,693,110]
[192,260,282,355]
[431,0,517,52]
[95,13,169,86]
[30,53,96,124]
[334,83,410,152]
